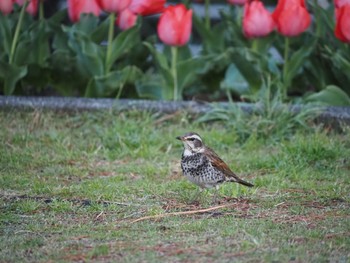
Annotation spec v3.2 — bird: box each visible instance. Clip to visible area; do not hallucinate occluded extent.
[176,132,254,191]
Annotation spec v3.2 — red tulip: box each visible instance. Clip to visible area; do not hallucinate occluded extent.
[129,0,165,16]
[15,0,38,16]
[272,0,311,37]
[243,0,275,38]
[96,0,131,13]
[0,0,14,15]
[335,4,350,43]
[227,0,247,5]
[272,0,307,18]
[116,8,137,30]
[334,0,350,8]
[67,0,101,22]
[157,4,193,46]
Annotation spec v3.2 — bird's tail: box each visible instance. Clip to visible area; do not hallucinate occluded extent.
[237,178,254,187]
[229,177,254,187]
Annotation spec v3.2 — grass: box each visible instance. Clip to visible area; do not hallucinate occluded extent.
[0,109,349,262]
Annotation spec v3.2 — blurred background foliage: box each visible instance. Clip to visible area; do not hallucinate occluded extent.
[0,0,349,106]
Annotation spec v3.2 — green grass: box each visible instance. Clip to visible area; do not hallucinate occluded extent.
[0,110,349,262]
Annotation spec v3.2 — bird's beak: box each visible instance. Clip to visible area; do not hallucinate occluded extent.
[176,136,183,141]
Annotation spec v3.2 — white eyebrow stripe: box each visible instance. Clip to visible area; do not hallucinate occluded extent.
[186,134,202,142]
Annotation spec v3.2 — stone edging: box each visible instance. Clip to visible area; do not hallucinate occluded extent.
[0,96,349,127]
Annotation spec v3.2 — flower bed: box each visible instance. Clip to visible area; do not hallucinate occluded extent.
[0,0,349,106]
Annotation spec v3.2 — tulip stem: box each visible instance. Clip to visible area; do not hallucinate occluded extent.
[39,0,44,20]
[282,37,290,101]
[251,39,258,53]
[106,12,115,73]
[9,0,29,64]
[205,0,210,30]
[171,46,179,101]
[116,84,124,99]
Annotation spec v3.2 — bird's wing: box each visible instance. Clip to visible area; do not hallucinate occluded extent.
[203,147,238,178]
[203,146,254,187]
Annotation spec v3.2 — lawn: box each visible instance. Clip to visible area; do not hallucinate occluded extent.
[0,109,349,262]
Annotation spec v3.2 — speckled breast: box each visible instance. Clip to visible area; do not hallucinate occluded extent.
[180,153,225,188]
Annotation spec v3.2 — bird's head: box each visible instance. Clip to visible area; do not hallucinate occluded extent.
[176,132,204,156]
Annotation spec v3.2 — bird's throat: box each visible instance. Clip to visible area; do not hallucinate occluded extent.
[183,148,194,157]
[183,147,204,156]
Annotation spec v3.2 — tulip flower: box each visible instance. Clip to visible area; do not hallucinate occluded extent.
[129,0,165,16]
[0,0,14,15]
[96,0,131,13]
[273,0,308,16]
[15,0,38,16]
[68,0,101,22]
[157,4,193,47]
[334,0,350,8]
[116,8,137,30]
[272,0,311,100]
[272,0,311,37]
[243,0,275,38]
[227,0,247,5]
[335,4,350,43]
[157,4,193,101]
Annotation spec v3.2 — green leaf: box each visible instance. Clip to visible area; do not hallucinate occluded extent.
[46,10,67,50]
[0,61,27,95]
[14,20,51,66]
[220,63,249,96]
[91,17,110,44]
[52,28,69,51]
[143,42,173,88]
[135,73,170,100]
[73,14,100,35]
[309,1,334,38]
[322,47,350,95]
[305,57,333,90]
[177,57,206,96]
[220,8,249,47]
[331,50,350,77]
[144,42,169,70]
[193,14,226,54]
[284,39,317,87]
[64,28,105,76]
[47,9,67,27]
[305,85,350,106]
[230,48,262,91]
[135,82,164,100]
[85,66,143,97]
[251,35,276,54]
[0,12,13,55]
[164,45,192,62]
[107,24,141,70]
[49,50,87,96]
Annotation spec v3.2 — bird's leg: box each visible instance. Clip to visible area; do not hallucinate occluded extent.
[212,185,220,204]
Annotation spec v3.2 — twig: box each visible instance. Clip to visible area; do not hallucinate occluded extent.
[95,211,104,220]
[128,203,236,223]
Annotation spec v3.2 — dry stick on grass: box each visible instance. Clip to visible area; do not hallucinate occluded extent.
[129,203,236,223]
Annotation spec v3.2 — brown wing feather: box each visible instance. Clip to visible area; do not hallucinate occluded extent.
[204,146,254,187]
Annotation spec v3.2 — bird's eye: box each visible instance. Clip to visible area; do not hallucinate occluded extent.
[187,138,195,141]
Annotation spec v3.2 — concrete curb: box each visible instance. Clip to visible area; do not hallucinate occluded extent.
[1,96,349,127]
